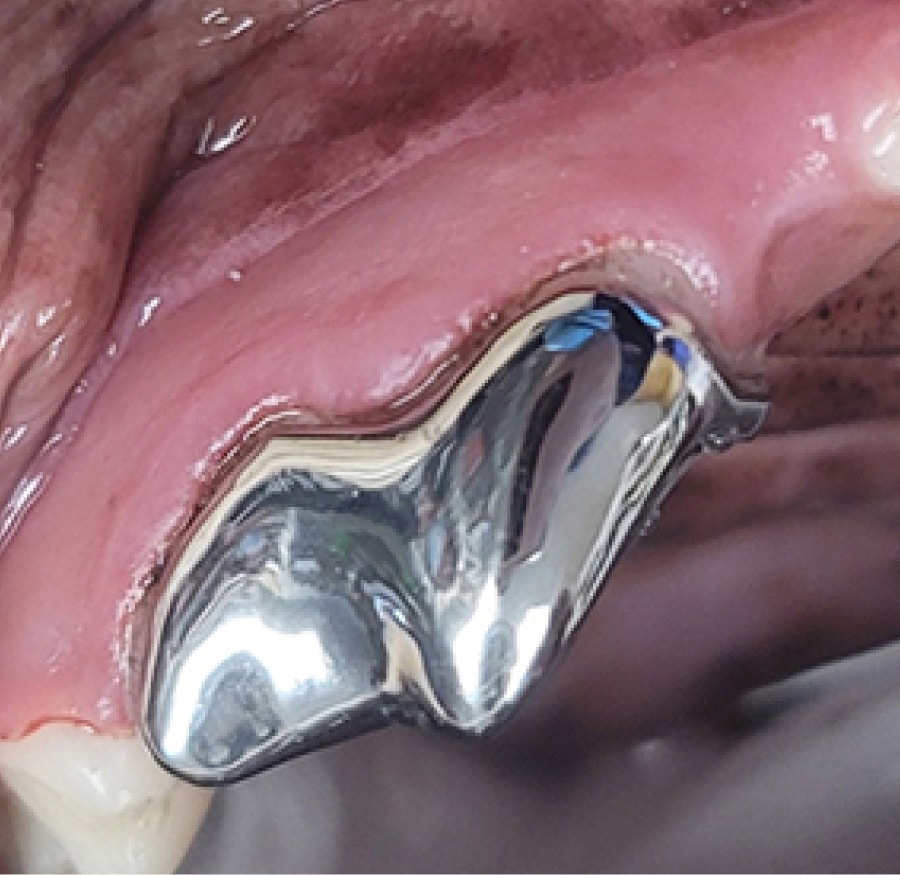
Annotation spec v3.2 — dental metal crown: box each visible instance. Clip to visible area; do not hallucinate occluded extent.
[140,290,768,786]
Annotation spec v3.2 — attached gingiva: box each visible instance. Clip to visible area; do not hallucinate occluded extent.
[0,0,899,870]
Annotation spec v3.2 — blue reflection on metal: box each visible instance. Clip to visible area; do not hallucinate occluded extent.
[664,336,691,370]
[541,300,664,403]
[542,307,614,353]
[627,300,664,331]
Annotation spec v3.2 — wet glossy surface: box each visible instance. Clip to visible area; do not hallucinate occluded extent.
[142,293,767,785]
[3,1,897,741]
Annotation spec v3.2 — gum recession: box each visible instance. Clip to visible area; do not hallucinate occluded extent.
[1,1,900,738]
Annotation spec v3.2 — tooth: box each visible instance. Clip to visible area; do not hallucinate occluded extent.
[0,722,211,874]
[1,784,71,874]
[144,291,768,785]
[863,97,900,191]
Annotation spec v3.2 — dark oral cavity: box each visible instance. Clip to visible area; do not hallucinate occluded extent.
[0,0,899,740]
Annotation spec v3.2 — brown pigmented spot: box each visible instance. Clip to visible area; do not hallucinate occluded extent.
[770,242,900,355]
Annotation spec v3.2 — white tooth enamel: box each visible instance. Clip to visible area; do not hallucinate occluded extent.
[0,723,211,874]
[863,97,900,191]
[1,786,70,874]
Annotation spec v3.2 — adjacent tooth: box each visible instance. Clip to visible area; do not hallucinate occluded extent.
[2,784,71,874]
[864,97,900,191]
[0,722,211,874]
